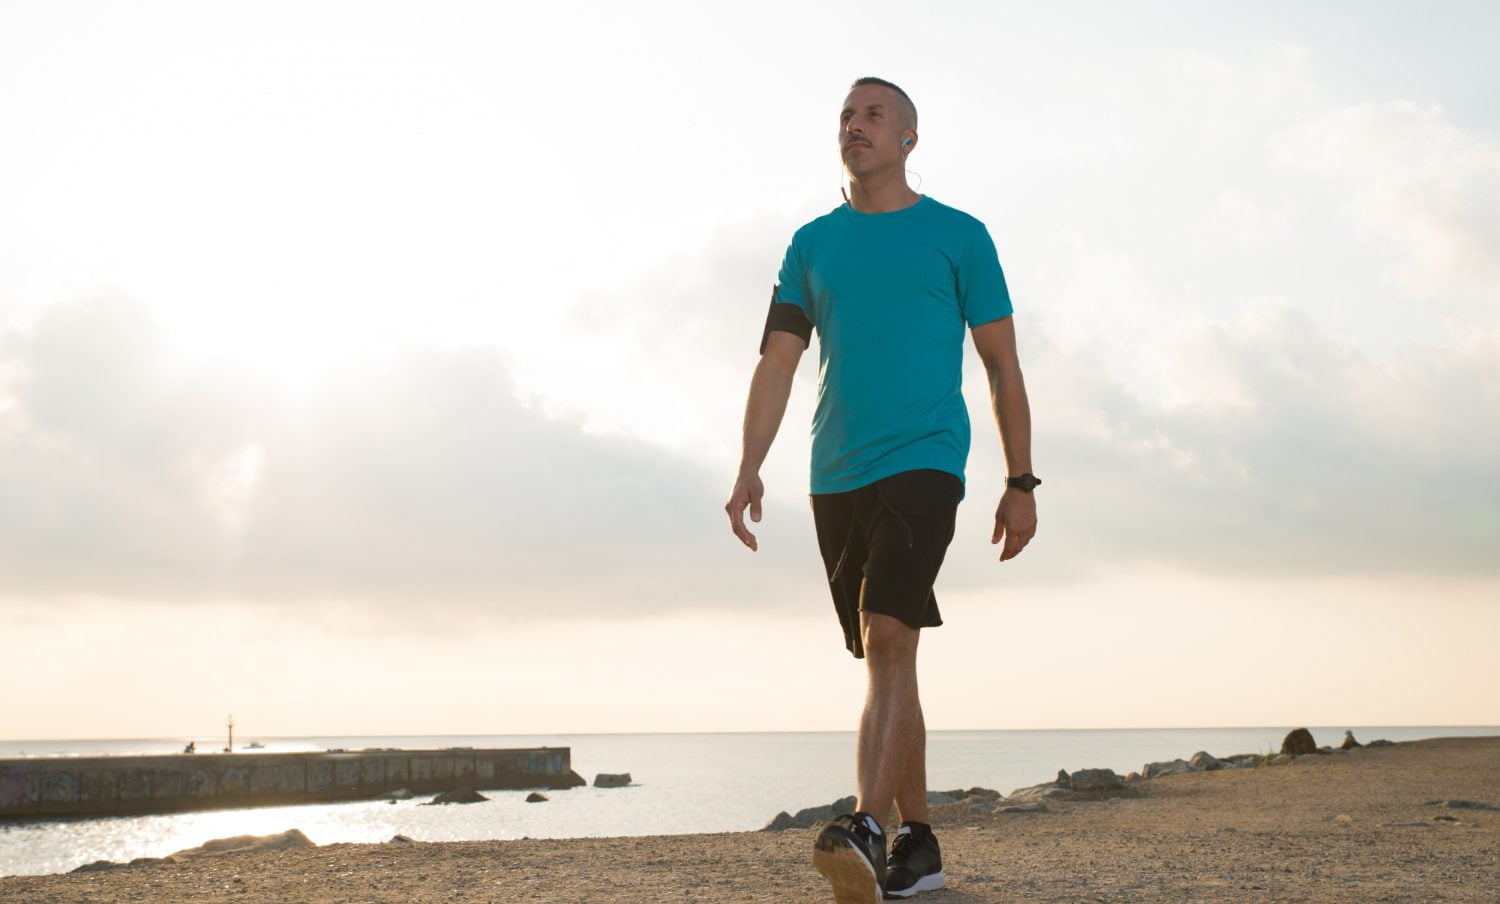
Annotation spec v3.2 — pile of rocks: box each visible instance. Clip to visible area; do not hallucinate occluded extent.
[762,728,1398,828]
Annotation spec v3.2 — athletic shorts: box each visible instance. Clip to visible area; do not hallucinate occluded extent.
[810,469,963,659]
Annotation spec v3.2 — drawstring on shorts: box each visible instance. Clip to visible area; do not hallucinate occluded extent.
[827,480,916,585]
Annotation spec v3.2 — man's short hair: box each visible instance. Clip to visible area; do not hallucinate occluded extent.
[849,76,918,129]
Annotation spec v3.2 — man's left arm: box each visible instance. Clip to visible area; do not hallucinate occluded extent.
[971,315,1037,561]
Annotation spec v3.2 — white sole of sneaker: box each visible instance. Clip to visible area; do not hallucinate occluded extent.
[884,871,945,898]
[813,838,883,904]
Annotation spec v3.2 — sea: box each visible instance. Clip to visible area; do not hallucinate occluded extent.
[2,725,1496,877]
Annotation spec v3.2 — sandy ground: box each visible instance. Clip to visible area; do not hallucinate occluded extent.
[3,736,1497,903]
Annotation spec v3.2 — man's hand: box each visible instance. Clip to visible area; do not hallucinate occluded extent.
[992,488,1037,561]
[726,472,766,551]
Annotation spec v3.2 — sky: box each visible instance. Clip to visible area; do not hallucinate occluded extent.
[2,1,1497,740]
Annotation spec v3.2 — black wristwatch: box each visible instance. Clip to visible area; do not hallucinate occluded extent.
[1006,473,1042,492]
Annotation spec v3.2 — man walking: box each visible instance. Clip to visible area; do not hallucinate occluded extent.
[725,77,1038,902]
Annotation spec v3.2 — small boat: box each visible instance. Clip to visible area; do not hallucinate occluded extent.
[245,741,266,749]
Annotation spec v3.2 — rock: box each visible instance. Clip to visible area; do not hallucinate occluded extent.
[1068,768,1125,791]
[1006,781,1072,802]
[965,786,1001,798]
[1187,752,1224,771]
[760,795,857,832]
[1055,769,1071,785]
[168,829,316,860]
[1366,739,1393,747]
[761,811,797,831]
[997,802,1047,814]
[1142,759,1197,779]
[1334,814,1353,824]
[1280,728,1318,755]
[968,799,997,813]
[1426,799,1500,811]
[128,857,169,867]
[1219,754,1260,769]
[594,773,632,788]
[379,788,414,800]
[1340,730,1362,750]
[424,789,488,805]
[71,860,122,873]
[1125,771,1141,783]
[1270,754,1294,765]
[926,791,960,805]
[547,770,588,790]
[389,834,415,844]
[526,792,548,803]
[1381,820,1433,828]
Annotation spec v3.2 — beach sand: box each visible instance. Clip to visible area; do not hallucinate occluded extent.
[4,735,1496,902]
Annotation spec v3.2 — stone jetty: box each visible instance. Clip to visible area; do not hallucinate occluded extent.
[0,747,586,821]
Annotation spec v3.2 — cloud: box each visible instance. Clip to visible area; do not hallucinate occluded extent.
[984,293,1500,584]
[1271,100,1500,316]
[0,297,814,620]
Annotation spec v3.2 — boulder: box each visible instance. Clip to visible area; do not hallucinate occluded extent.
[168,829,316,860]
[1055,769,1071,786]
[1125,771,1141,783]
[389,834,415,844]
[965,786,1001,798]
[71,860,122,873]
[1188,751,1224,771]
[547,770,588,790]
[1281,728,1318,755]
[1068,768,1125,791]
[1220,754,1261,769]
[760,795,856,832]
[1340,730,1362,750]
[926,791,960,805]
[526,792,548,803]
[761,811,797,831]
[594,773,632,788]
[424,789,488,805]
[1007,780,1072,802]
[1142,759,1197,779]
[1366,739,1394,747]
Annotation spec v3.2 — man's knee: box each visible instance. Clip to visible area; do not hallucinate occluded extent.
[861,612,919,664]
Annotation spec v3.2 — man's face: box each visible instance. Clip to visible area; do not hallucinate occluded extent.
[839,84,912,177]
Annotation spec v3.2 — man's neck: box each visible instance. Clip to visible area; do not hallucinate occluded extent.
[847,169,921,214]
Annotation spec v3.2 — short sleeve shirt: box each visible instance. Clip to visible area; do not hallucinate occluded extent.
[774,196,1012,495]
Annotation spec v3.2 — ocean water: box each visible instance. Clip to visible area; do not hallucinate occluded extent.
[2,725,1495,877]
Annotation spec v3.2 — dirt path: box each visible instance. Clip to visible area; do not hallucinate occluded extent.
[4,736,1496,902]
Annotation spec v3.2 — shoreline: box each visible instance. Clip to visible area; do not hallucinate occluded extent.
[3,735,1496,901]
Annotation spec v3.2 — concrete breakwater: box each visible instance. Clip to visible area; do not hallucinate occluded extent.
[0,747,584,821]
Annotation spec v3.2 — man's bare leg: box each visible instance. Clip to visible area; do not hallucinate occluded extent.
[892,706,929,826]
[855,611,923,829]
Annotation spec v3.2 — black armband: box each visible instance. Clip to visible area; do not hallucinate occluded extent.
[759,285,813,354]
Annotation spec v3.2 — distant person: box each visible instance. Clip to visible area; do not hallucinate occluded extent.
[726,77,1037,902]
[183,741,196,754]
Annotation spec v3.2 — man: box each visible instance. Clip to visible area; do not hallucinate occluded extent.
[725,77,1037,903]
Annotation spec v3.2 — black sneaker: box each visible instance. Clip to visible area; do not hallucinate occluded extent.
[813,811,887,903]
[883,821,944,898]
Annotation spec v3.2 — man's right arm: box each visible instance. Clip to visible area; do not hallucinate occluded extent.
[725,330,806,551]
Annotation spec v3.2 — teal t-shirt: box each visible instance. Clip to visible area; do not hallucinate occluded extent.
[775,195,1013,495]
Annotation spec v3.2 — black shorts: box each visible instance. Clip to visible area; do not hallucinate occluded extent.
[810,469,963,659]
